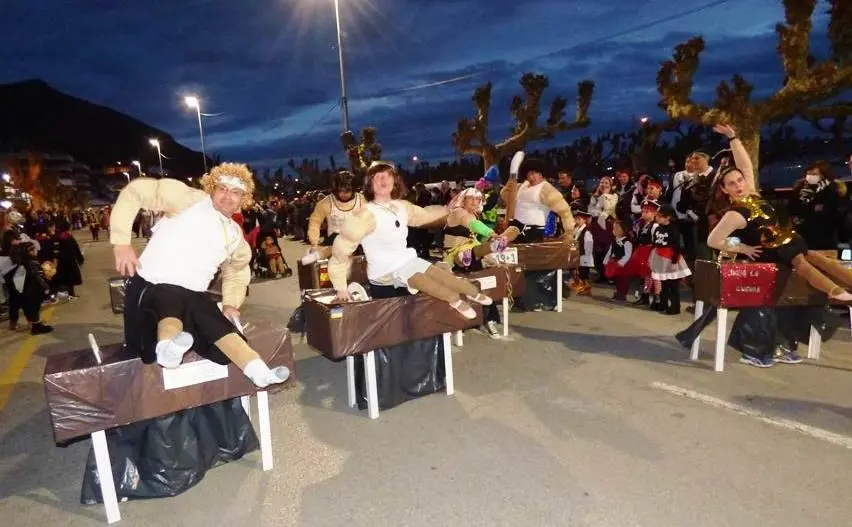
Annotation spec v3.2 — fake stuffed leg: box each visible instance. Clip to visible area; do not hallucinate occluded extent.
[803,252,852,300]
[792,254,852,302]
[425,265,492,307]
[215,333,290,388]
[408,272,477,319]
[155,317,194,369]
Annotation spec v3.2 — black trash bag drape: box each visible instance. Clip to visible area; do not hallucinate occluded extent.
[80,398,258,504]
[351,283,447,411]
[518,270,558,311]
[776,305,843,347]
[727,307,778,360]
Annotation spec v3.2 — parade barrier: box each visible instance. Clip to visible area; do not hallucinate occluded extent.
[690,257,850,372]
[43,321,294,523]
[503,241,579,312]
[301,290,483,419]
[297,256,368,291]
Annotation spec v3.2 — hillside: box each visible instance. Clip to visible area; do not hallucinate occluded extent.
[0,79,207,177]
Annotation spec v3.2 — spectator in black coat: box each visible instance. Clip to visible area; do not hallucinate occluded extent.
[788,161,844,250]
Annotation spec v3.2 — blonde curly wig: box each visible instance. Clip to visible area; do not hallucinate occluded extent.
[200,162,256,208]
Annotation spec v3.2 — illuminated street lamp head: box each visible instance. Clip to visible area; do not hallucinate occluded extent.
[131,160,141,168]
[640,116,650,124]
[184,96,199,109]
[149,138,160,148]
[1,173,10,183]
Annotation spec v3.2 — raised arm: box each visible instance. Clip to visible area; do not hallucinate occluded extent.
[400,201,449,228]
[328,209,376,296]
[307,196,332,247]
[539,181,575,239]
[219,238,252,309]
[109,178,205,245]
[714,124,755,195]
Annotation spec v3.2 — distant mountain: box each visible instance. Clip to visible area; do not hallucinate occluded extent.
[0,79,207,177]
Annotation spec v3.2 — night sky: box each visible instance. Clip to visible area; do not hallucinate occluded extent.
[1,0,834,168]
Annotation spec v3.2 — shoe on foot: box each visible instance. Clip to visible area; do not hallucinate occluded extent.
[773,345,803,364]
[155,331,194,369]
[830,290,852,302]
[739,354,775,368]
[484,320,501,339]
[450,299,477,319]
[30,322,53,335]
[466,291,493,305]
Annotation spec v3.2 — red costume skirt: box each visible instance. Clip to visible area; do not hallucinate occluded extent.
[622,244,652,278]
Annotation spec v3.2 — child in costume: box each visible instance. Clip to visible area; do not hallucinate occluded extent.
[572,210,595,295]
[110,163,289,388]
[603,219,634,301]
[2,238,53,334]
[649,205,691,314]
[443,187,518,269]
[624,199,660,305]
[328,161,493,319]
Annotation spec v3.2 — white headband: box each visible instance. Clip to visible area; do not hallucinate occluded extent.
[219,175,247,192]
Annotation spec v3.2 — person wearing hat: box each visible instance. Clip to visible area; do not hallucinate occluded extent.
[110,163,289,388]
[571,209,595,295]
[624,199,661,305]
[501,156,575,244]
[629,176,666,216]
[303,169,365,264]
[670,146,715,262]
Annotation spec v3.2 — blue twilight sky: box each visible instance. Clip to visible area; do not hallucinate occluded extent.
[0,0,834,168]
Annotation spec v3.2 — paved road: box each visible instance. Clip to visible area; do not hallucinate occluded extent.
[1,233,852,527]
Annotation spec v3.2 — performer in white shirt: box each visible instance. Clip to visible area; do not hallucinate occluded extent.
[328,161,493,319]
[501,156,575,244]
[303,169,365,264]
[670,151,714,261]
[110,163,288,388]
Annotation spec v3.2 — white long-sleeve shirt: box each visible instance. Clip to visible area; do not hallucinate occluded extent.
[603,237,633,267]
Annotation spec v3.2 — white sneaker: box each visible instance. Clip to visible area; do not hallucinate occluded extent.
[485,321,501,339]
[155,332,194,369]
[301,252,319,265]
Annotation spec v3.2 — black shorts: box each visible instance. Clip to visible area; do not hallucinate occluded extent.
[508,220,544,244]
[123,275,242,365]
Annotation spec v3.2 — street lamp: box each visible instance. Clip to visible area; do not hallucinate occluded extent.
[131,160,142,177]
[331,0,350,132]
[149,138,164,175]
[184,95,208,173]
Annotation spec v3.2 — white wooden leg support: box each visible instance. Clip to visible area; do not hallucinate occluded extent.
[556,269,564,312]
[92,430,121,524]
[807,325,822,360]
[454,330,464,347]
[442,332,455,396]
[346,355,356,408]
[714,308,728,372]
[690,300,704,361]
[502,297,510,337]
[363,351,379,420]
[257,390,273,471]
[240,395,251,419]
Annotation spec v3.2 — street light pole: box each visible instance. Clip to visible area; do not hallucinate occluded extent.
[184,96,207,173]
[149,138,164,176]
[332,0,350,132]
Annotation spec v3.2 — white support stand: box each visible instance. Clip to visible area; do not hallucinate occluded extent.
[502,297,510,337]
[346,356,357,408]
[807,326,822,359]
[92,430,121,524]
[454,330,464,347]
[363,351,379,420]
[689,300,704,361]
[240,395,251,418]
[442,332,455,396]
[714,308,729,372]
[256,390,273,471]
[556,269,564,312]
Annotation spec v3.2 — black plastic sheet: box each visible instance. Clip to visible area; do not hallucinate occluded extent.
[728,308,778,360]
[80,398,258,504]
[518,270,558,311]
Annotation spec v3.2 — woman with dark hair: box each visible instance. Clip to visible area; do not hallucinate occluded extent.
[304,170,365,263]
[328,161,493,319]
[788,160,843,250]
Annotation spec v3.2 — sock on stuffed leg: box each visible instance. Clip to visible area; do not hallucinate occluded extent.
[408,272,476,319]
[215,333,290,388]
[155,317,194,369]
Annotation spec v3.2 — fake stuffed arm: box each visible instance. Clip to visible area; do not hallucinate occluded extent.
[328,209,376,292]
[110,177,205,245]
[450,208,493,238]
[220,238,252,308]
[539,182,576,239]
[401,201,449,228]
[307,196,332,247]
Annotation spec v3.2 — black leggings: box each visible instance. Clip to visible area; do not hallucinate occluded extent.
[7,287,41,324]
[660,279,681,313]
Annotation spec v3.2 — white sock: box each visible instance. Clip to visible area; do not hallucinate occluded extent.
[155,331,194,369]
[243,358,290,388]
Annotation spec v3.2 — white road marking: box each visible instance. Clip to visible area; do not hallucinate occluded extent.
[651,381,852,450]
